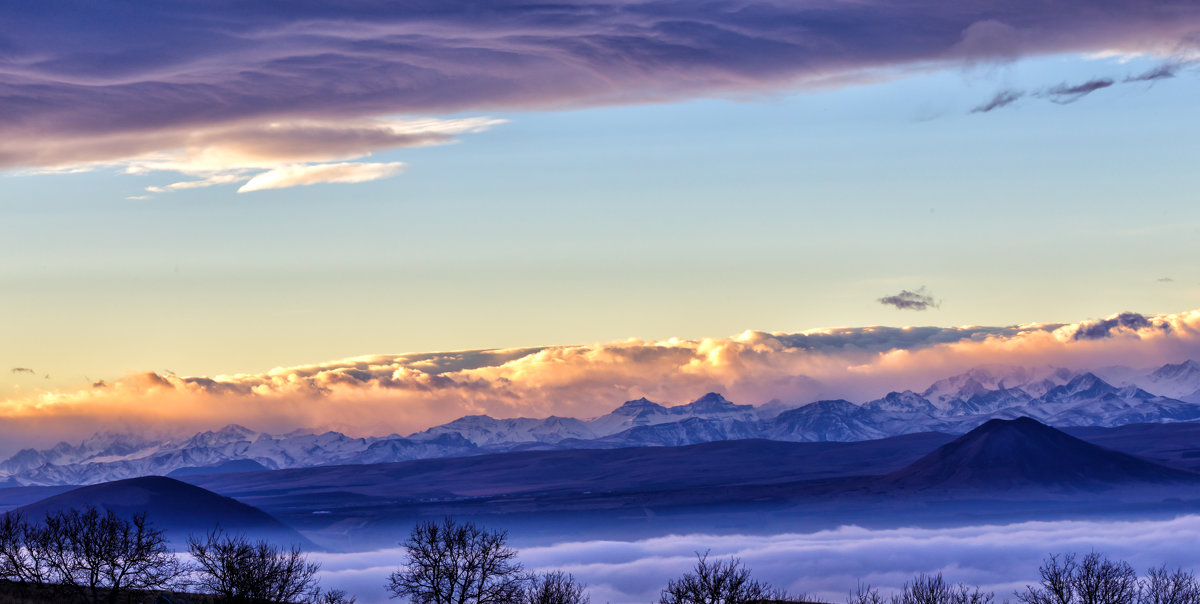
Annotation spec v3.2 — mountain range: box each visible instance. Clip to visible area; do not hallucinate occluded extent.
[6,417,1200,551]
[174,417,1200,549]
[3,360,1200,487]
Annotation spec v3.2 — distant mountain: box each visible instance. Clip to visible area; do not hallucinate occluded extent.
[1120,360,1200,403]
[15,476,310,546]
[167,459,270,477]
[4,362,1200,487]
[877,417,1200,492]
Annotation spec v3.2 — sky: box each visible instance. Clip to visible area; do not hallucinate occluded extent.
[2,0,1200,444]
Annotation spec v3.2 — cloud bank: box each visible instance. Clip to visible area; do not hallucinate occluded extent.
[3,0,1200,186]
[2,308,1199,452]
[309,515,1200,604]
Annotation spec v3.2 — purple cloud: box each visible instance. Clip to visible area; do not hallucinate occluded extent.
[971,89,1026,113]
[2,1,1199,173]
[1043,78,1116,104]
[879,287,941,311]
[1125,62,1185,83]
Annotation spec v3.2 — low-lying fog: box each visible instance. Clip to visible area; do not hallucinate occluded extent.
[310,515,1200,604]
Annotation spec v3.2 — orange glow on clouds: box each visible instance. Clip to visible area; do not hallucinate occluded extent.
[0,309,1197,452]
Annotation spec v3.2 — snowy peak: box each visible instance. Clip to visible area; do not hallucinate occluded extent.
[1042,372,1119,403]
[923,366,1078,408]
[1131,360,1200,401]
[8,362,1200,487]
[184,424,260,448]
[675,392,753,414]
[611,397,669,416]
[922,372,993,409]
[862,390,937,414]
[1153,359,1200,381]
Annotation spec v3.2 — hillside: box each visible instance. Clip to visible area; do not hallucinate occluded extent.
[876,417,1200,492]
[16,476,311,547]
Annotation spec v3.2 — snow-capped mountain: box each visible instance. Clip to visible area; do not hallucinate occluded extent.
[4,361,1200,487]
[1118,360,1200,403]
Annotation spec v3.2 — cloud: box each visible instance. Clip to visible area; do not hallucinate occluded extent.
[971,89,1025,113]
[10,368,35,375]
[0,307,1198,454]
[1158,277,1175,282]
[1043,78,1116,104]
[19,116,503,194]
[878,287,941,311]
[308,516,1200,604]
[1071,311,1168,341]
[968,60,1191,114]
[2,1,1200,179]
[1125,62,1183,83]
[237,162,407,193]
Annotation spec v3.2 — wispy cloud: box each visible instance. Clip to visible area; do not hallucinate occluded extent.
[2,1,1199,181]
[879,287,941,311]
[1125,62,1184,83]
[237,162,407,193]
[968,58,1192,113]
[20,116,502,194]
[971,89,1025,113]
[1044,78,1116,104]
[10,368,35,375]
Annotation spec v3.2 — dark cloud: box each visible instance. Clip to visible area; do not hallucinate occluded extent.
[1158,277,1175,282]
[1072,312,1168,341]
[2,1,1200,170]
[971,89,1025,113]
[1125,63,1182,83]
[10,367,35,375]
[1044,78,1115,104]
[878,287,941,311]
[775,325,1030,354]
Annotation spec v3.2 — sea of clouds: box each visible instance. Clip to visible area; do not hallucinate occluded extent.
[309,515,1200,603]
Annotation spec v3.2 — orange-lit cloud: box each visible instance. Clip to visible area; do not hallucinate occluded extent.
[1,309,1198,453]
[21,116,503,194]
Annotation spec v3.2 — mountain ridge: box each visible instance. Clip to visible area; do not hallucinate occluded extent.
[5,361,1200,486]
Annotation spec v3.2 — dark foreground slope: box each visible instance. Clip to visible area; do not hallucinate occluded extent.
[875,417,1200,492]
[16,476,311,547]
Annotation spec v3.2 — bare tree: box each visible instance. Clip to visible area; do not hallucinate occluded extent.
[386,517,526,604]
[525,570,590,604]
[1020,554,1078,604]
[848,583,887,604]
[1019,553,1139,604]
[0,512,37,584]
[658,552,792,604]
[0,510,57,598]
[187,527,321,603]
[1139,566,1200,604]
[892,574,993,604]
[24,507,182,604]
[319,588,359,604]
